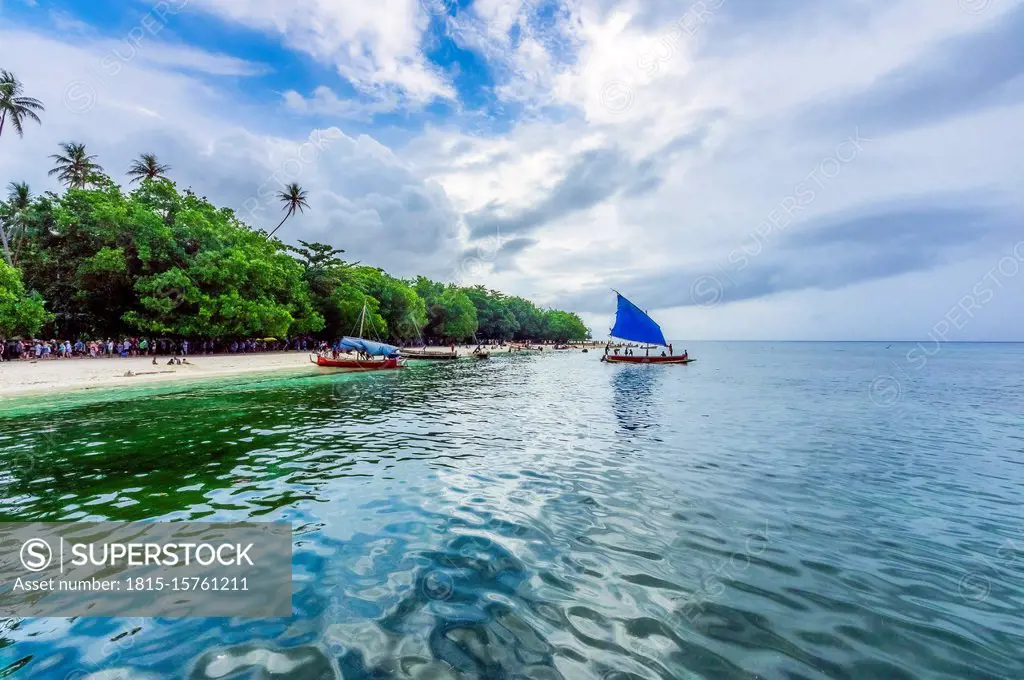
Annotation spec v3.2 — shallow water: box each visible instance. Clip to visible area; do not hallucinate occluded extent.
[1,343,1022,679]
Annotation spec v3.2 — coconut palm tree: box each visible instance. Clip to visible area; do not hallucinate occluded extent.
[48,142,104,189]
[0,70,44,139]
[267,183,310,238]
[127,153,171,184]
[0,182,31,267]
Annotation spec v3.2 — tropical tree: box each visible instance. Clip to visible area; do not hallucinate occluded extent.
[0,70,44,140]
[0,182,31,266]
[126,153,171,184]
[267,183,309,238]
[48,142,104,189]
[0,260,51,336]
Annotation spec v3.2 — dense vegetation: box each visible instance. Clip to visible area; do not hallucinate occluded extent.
[0,70,589,343]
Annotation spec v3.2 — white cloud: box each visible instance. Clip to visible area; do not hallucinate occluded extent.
[282,86,400,121]
[186,0,455,105]
[0,26,462,279]
[3,0,1023,339]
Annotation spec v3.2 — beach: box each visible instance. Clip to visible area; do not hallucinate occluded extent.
[0,344,601,397]
[0,351,320,397]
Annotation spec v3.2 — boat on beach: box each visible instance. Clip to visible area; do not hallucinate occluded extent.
[400,349,459,361]
[311,353,405,370]
[311,304,407,371]
[601,291,694,365]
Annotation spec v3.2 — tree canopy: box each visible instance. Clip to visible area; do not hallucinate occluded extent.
[2,156,589,343]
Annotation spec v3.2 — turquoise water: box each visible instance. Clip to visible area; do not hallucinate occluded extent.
[0,343,1022,679]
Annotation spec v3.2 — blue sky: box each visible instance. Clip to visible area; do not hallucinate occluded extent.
[1,0,1022,339]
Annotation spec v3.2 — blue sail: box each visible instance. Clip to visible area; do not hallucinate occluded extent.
[609,293,668,346]
[339,337,399,356]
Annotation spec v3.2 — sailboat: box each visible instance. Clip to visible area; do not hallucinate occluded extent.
[310,303,407,371]
[601,291,694,365]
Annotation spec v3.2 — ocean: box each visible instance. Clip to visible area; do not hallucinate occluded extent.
[0,342,1022,679]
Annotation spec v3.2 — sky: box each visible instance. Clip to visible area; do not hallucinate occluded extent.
[0,0,1022,340]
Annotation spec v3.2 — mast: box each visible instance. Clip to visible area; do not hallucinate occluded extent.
[358,302,366,338]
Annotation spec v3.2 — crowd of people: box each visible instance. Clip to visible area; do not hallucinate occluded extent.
[0,336,321,361]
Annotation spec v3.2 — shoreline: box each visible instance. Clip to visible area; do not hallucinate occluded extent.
[0,352,322,398]
[0,344,603,398]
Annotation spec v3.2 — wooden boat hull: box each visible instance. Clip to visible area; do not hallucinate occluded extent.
[401,351,459,361]
[472,352,490,359]
[311,354,404,370]
[601,354,694,365]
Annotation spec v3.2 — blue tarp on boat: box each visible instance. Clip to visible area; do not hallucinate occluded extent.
[339,337,399,357]
[610,293,668,346]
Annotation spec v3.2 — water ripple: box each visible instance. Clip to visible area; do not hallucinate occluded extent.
[1,343,1023,678]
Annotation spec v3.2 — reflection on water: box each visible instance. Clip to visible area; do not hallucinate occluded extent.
[611,364,665,433]
[1,344,1024,679]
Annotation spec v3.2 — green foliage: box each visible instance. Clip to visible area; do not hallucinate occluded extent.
[350,267,426,341]
[0,70,44,139]
[5,174,584,343]
[0,261,51,336]
[543,310,590,342]
[16,179,323,338]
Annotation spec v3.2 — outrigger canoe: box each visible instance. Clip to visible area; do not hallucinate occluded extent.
[602,291,695,366]
[601,354,694,365]
[313,305,407,371]
[310,354,405,370]
[400,349,459,361]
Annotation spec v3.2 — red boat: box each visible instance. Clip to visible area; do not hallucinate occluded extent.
[309,354,405,371]
[602,291,695,366]
[601,354,694,365]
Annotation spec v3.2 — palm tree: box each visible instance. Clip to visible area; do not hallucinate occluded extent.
[267,183,310,238]
[127,153,171,184]
[1,182,31,267]
[48,142,104,189]
[0,70,44,139]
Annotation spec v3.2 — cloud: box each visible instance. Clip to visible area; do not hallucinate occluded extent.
[558,199,1018,314]
[184,0,455,105]
[0,25,461,280]
[4,0,1024,339]
[282,86,400,121]
[799,3,1024,136]
[465,125,711,239]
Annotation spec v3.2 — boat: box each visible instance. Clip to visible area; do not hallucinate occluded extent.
[600,291,694,365]
[401,348,459,361]
[472,349,490,359]
[311,353,404,370]
[310,304,407,371]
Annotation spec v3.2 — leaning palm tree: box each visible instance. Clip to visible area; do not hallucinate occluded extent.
[126,153,171,184]
[5,181,31,265]
[0,182,30,266]
[0,70,44,139]
[267,183,310,238]
[48,142,103,190]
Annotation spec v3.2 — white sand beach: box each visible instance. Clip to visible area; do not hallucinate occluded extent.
[0,344,602,397]
[0,352,319,397]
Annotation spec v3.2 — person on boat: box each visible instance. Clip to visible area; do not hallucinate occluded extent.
[661,351,666,357]
[682,349,688,360]
[604,342,610,356]
[668,343,673,355]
